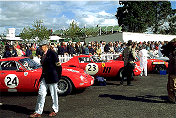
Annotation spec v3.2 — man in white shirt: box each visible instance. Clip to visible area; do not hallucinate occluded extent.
[139,48,148,76]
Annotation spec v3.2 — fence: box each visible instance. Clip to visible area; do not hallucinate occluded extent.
[58,54,73,63]
[58,53,121,63]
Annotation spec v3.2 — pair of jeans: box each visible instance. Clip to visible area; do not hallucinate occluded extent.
[35,79,59,114]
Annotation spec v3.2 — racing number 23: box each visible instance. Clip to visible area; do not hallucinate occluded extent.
[86,63,98,75]
[88,64,96,71]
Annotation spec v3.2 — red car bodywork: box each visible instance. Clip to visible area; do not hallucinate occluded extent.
[0,57,94,93]
[116,54,168,73]
[62,55,141,79]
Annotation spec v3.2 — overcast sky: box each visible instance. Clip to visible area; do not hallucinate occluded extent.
[0,1,175,35]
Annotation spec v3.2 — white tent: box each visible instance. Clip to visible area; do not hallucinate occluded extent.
[4,37,23,41]
[123,32,176,42]
[49,36,64,41]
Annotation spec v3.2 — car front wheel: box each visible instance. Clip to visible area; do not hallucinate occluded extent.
[57,77,73,96]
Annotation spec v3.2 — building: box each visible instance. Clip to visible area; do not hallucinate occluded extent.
[4,28,22,41]
[85,32,176,43]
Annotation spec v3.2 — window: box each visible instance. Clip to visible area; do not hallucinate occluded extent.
[78,57,92,63]
[0,61,17,70]
[19,58,41,70]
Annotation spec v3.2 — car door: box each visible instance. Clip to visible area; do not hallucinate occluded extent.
[0,61,24,92]
[101,62,114,77]
[18,58,42,92]
[27,68,41,92]
[78,57,102,76]
[101,61,123,78]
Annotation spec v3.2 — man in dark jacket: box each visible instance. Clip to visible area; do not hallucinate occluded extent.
[162,38,176,103]
[36,46,43,57]
[59,42,67,55]
[3,45,12,58]
[104,43,110,53]
[30,40,62,118]
[121,40,136,86]
[69,43,76,56]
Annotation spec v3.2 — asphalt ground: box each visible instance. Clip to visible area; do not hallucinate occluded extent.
[0,74,176,118]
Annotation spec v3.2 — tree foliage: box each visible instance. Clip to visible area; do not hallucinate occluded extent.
[20,20,51,41]
[160,9,176,35]
[115,1,175,34]
[64,21,84,40]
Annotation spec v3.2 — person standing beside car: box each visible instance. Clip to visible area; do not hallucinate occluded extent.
[139,47,148,76]
[161,38,176,103]
[30,40,62,118]
[121,40,136,86]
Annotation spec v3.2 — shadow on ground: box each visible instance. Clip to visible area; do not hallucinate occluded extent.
[0,92,38,96]
[99,94,169,103]
[0,104,50,115]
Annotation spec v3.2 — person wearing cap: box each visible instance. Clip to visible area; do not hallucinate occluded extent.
[121,40,136,86]
[162,38,176,103]
[30,40,62,117]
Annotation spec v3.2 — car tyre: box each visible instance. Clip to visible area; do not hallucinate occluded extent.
[57,77,73,96]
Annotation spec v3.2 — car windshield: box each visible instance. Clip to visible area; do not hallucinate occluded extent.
[91,56,106,63]
[19,58,41,70]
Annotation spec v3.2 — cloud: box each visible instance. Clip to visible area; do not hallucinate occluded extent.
[73,9,118,28]
[0,1,120,35]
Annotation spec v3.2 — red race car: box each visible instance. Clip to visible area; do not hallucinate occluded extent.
[0,57,94,95]
[62,55,141,80]
[116,54,168,74]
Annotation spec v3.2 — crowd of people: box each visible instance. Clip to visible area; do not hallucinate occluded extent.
[0,40,167,59]
[0,38,175,118]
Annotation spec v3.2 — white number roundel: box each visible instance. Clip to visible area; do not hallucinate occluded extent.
[4,74,19,88]
[85,63,98,75]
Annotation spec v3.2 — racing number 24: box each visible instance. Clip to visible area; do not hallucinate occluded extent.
[6,77,18,86]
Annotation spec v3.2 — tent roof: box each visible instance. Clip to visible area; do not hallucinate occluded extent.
[5,37,23,41]
[49,36,64,41]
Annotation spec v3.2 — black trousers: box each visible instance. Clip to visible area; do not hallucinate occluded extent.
[121,62,135,85]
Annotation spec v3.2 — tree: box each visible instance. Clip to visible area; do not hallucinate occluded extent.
[64,21,84,41]
[20,20,51,42]
[168,13,176,35]
[160,9,176,35]
[20,27,33,40]
[115,1,173,34]
[152,1,173,34]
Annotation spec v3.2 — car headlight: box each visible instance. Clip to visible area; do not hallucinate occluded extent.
[80,75,88,83]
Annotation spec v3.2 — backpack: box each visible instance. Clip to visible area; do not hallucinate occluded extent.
[94,76,106,86]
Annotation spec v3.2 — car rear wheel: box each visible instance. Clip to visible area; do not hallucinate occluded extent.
[57,77,73,96]
[154,65,166,74]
